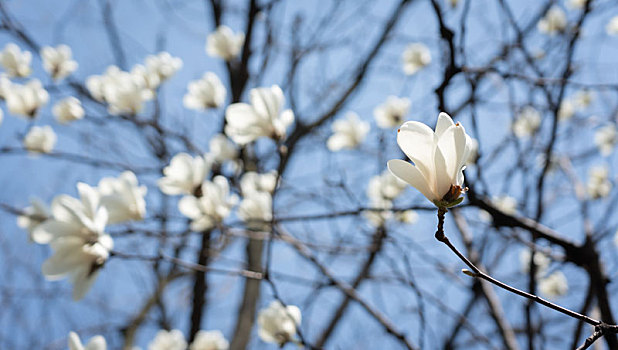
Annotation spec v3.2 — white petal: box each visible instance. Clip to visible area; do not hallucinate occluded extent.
[435,112,455,137]
[396,121,437,187]
[387,159,436,202]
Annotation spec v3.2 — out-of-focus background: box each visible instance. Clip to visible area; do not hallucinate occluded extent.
[0,0,618,349]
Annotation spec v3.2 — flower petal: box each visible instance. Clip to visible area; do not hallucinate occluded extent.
[436,123,467,184]
[435,112,455,137]
[387,159,436,202]
[396,121,437,185]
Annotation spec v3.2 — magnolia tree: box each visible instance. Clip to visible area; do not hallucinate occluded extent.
[0,0,618,349]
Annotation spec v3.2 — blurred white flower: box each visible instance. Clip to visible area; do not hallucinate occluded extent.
[238,191,272,231]
[17,197,50,239]
[144,52,182,84]
[86,66,153,115]
[573,90,593,110]
[183,73,226,110]
[208,134,238,164]
[0,43,31,77]
[374,96,410,129]
[257,301,301,346]
[23,125,56,154]
[98,171,147,224]
[567,0,587,10]
[189,330,229,350]
[587,165,612,199]
[148,329,187,350]
[327,112,370,151]
[479,195,517,222]
[0,73,11,99]
[5,79,49,118]
[558,99,575,121]
[33,183,112,300]
[225,85,294,145]
[240,171,278,195]
[539,271,568,299]
[206,25,245,61]
[594,124,616,157]
[131,64,161,91]
[396,210,419,224]
[465,137,479,165]
[158,153,210,195]
[68,331,107,350]
[606,16,618,36]
[178,176,238,231]
[388,112,473,207]
[86,66,121,102]
[538,6,567,35]
[401,43,431,75]
[367,170,407,203]
[512,106,541,138]
[519,248,551,276]
[41,45,78,81]
[53,97,85,124]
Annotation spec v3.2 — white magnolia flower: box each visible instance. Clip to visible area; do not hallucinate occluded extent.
[558,99,575,121]
[401,43,431,75]
[41,45,78,80]
[144,52,182,84]
[479,195,517,222]
[327,112,370,151]
[189,330,229,350]
[131,64,161,91]
[17,197,51,238]
[53,97,85,124]
[0,73,11,99]
[86,66,121,102]
[225,85,294,145]
[519,248,551,276]
[32,183,112,300]
[178,176,238,231]
[158,153,210,195]
[606,16,618,36]
[23,125,56,154]
[388,112,473,207]
[367,170,407,203]
[0,43,31,77]
[573,90,593,110]
[98,171,147,224]
[208,134,238,163]
[238,192,272,231]
[148,329,187,350]
[567,0,586,10]
[538,6,567,35]
[86,66,153,115]
[539,271,568,299]
[206,25,245,61]
[257,301,301,346]
[183,73,226,110]
[68,331,107,350]
[374,96,411,129]
[240,171,278,195]
[594,124,617,157]
[587,165,612,199]
[5,79,49,118]
[512,106,541,138]
[396,210,419,224]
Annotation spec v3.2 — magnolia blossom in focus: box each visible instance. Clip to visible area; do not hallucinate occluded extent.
[538,6,567,35]
[388,112,473,208]
[0,43,31,77]
[238,192,273,231]
[53,97,85,124]
[183,73,226,110]
[5,79,49,118]
[206,25,245,61]
[32,183,112,300]
[68,332,107,350]
[17,197,50,239]
[178,176,238,231]
[327,112,370,151]
[207,134,238,164]
[257,301,301,346]
[594,124,616,156]
[148,329,187,350]
[189,330,229,350]
[606,16,618,35]
[41,45,78,80]
[240,171,278,195]
[479,194,517,222]
[401,43,431,75]
[539,271,568,299]
[225,85,294,145]
[519,248,551,276]
[512,106,541,138]
[374,96,410,129]
[587,165,612,199]
[98,171,147,224]
[144,51,182,84]
[158,153,209,195]
[23,125,56,154]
